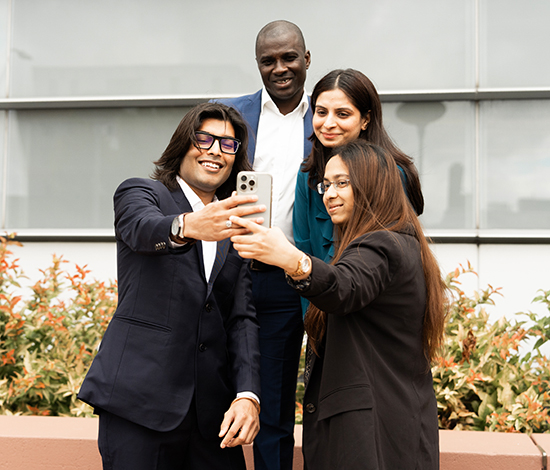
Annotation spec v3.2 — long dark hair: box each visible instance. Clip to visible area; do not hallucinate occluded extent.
[152,102,252,199]
[304,140,446,361]
[302,68,424,215]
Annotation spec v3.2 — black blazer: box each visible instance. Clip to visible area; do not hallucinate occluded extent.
[301,230,439,469]
[78,178,260,437]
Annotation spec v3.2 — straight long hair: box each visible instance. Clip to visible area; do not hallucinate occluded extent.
[304,140,446,361]
[302,68,424,215]
[152,102,252,199]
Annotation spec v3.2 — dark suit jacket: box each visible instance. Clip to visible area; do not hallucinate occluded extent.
[214,89,313,164]
[78,178,260,437]
[300,230,439,470]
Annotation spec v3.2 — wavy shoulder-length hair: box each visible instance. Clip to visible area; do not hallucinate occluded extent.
[304,140,446,361]
[152,102,252,199]
[302,68,424,215]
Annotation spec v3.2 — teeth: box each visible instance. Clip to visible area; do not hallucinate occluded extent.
[201,162,221,170]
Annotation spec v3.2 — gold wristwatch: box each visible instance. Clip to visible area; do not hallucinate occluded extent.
[285,253,311,277]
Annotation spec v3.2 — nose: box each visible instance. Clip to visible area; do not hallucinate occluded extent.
[324,183,338,198]
[207,138,222,155]
[323,112,336,129]
[273,59,287,74]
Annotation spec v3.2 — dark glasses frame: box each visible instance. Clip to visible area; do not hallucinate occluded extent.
[195,131,241,155]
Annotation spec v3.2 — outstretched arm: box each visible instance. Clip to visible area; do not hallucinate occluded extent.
[230,216,310,280]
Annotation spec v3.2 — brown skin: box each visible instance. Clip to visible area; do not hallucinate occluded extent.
[219,399,260,448]
[230,216,310,281]
[182,193,265,241]
[256,28,311,115]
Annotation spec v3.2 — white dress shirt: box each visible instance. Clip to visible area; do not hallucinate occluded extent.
[253,88,309,244]
[176,176,217,281]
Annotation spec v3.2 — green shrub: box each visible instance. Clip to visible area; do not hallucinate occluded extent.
[2,235,549,432]
[0,235,117,416]
[433,262,550,432]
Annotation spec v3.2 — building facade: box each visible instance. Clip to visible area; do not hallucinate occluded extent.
[1,0,549,332]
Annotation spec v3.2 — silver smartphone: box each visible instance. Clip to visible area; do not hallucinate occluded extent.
[236,171,273,230]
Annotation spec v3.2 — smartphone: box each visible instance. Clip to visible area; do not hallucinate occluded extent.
[236,171,273,230]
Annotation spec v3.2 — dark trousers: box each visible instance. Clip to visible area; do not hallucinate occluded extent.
[97,403,246,470]
[251,269,304,470]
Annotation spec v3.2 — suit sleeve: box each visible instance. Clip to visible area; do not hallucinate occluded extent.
[299,233,401,315]
[114,178,186,254]
[225,257,261,397]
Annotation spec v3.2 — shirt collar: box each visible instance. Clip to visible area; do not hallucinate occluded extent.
[176,175,217,211]
[260,87,309,118]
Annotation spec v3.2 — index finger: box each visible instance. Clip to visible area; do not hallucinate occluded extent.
[220,422,241,448]
[229,215,265,233]
[222,193,258,209]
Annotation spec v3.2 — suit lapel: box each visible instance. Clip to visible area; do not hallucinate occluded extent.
[206,238,230,297]
[240,91,262,165]
[304,97,313,158]
[169,185,205,279]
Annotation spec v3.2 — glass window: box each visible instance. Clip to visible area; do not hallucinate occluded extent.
[480,100,550,230]
[9,0,474,98]
[0,111,4,226]
[480,0,550,88]
[306,0,475,92]
[0,0,8,96]
[5,107,192,229]
[383,101,476,230]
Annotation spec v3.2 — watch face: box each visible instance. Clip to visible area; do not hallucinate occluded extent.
[300,255,311,273]
[171,216,180,236]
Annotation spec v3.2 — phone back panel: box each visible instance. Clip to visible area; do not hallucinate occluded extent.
[236,171,272,229]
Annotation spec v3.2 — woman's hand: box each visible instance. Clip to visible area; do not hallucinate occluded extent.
[230,216,303,273]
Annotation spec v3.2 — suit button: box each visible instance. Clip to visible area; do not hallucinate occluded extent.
[199,343,207,352]
[205,303,212,312]
[306,403,316,414]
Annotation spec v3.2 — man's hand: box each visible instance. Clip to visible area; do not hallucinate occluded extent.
[183,194,266,242]
[219,398,260,448]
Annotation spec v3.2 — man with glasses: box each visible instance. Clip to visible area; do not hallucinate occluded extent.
[215,20,312,470]
[79,103,265,470]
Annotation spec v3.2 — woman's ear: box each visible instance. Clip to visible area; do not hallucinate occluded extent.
[361,111,371,131]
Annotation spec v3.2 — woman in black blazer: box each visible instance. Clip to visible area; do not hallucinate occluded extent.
[231,140,447,470]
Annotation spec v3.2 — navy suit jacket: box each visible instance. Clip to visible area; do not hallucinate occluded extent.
[215,90,313,164]
[78,178,261,436]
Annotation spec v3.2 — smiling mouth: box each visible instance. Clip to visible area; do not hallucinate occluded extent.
[200,161,222,171]
[273,77,292,86]
[328,204,343,213]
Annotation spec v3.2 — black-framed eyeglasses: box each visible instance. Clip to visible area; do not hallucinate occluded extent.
[317,179,351,195]
[195,131,241,155]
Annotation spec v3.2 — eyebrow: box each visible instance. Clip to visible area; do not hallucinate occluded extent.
[323,173,349,180]
[315,105,354,112]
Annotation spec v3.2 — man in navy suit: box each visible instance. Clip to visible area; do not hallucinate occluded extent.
[78,103,265,470]
[215,20,312,470]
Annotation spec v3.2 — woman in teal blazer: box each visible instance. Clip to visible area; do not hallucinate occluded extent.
[293,69,424,266]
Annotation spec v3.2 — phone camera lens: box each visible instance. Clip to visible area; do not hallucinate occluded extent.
[249,179,255,186]
[240,184,247,191]
[240,175,247,181]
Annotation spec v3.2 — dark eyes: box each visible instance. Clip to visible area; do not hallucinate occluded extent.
[314,108,350,118]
